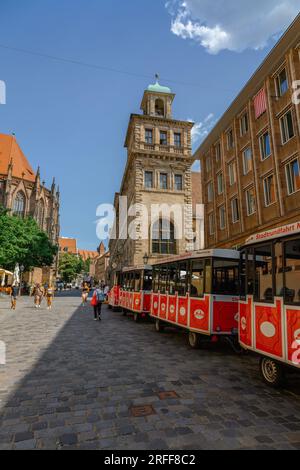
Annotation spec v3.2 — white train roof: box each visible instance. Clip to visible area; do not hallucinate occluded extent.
[245,221,300,246]
[151,249,240,266]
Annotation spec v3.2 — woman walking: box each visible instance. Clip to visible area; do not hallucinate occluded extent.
[9,284,19,310]
[81,282,90,307]
[46,284,55,310]
[33,284,44,308]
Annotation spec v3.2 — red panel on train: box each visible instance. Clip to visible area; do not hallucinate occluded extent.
[143,293,151,312]
[213,297,239,333]
[151,294,159,317]
[239,298,253,348]
[167,295,177,322]
[286,308,300,365]
[177,297,188,326]
[189,296,209,332]
[255,300,283,358]
[133,293,142,312]
[159,294,168,320]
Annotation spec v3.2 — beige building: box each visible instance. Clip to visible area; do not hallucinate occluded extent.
[94,243,110,284]
[0,133,60,284]
[195,14,300,249]
[109,81,194,280]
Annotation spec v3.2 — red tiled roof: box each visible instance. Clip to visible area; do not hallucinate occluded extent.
[0,134,36,182]
[78,250,99,261]
[59,237,77,254]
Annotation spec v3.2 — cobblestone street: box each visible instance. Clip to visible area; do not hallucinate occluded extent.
[1,292,300,450]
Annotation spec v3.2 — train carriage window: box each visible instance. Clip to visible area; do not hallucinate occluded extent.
[283,238,300,304]
[205,259,212,294]
[159,266,168,294]
[190,260,205,297]
[254,244,273,302]
[167,264,177,295]
[212,259,239,295]
[134,272,141,292]
[143,270,152,291]
[275,242,283,297]
[152,267,159,293]
[240,251,246,298]
[177,262,188,296]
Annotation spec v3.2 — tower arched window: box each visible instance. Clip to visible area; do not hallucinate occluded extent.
[38,199,45,228]
[152,219,176,255]
[13,191,26,217]
[155,99,165,117]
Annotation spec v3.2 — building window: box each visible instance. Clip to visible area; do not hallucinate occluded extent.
[276,68,289,97]
[155,99,165,117]
[208,213,215,236]
[174,174,183,191]
[160,173,168,190]
[243,147,253,175]
[160,131,168,146]
[145,129,153,144]
[207,182,213,202]
[174,133,182,147]
[13,191,26,217]
[259,131,271,160]
[219,205,226,230]
[215,142,221,162]
[231,198,240,223]
[217,173,224,195]
[280,110,295,144]
[240,112,249,136]
[206,156,212,173]
[286,159,300,195]
[246,188,256,216]
[145,171,153,189]
[228,161,237,186]
[152,219,176,255]
[263,174,276,206]
[227,129,234,150]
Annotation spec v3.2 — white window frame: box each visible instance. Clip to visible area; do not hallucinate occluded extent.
[259,131,271,161]
[228,161,237,186]
[263,174,275,207]
[275,67,289,98]
[242,147,252,175]
[285,158,300,195]
[217,172,224,195]
[207,181,214,202]
[231,198,240,224]
[144,171,154,189]
[280,110,295,145]
[240,112,249,136]
[219,205,226,230]
[208,213,215,236]
[246,188,256,216]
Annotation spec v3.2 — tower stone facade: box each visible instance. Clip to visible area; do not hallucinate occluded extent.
[0,133,60,284]
[109,81,194,280]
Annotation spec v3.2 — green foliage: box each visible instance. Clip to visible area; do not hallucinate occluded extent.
[0,208,57,271]
[58,252,84,283]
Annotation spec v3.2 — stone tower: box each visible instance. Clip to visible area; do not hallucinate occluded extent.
[109,80,194,276]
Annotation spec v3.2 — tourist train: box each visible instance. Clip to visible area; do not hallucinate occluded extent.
[109,221,300,387]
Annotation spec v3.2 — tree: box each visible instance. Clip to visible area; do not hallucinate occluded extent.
[58,253,84,283]
[0,207,57,271]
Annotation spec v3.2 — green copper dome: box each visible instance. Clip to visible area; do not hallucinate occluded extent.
[147,81,171,94]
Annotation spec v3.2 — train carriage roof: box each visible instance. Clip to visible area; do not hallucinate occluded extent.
[244,221,300,246]
[151,249,240,266]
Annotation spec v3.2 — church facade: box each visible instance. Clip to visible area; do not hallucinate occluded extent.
[109,81,195,282]
[0,133,60,284]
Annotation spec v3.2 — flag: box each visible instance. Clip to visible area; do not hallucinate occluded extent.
[254,88,267,119]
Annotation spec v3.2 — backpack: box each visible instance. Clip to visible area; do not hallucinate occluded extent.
[96,289,105,303]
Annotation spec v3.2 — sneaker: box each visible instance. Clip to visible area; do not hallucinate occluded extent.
[98,317,102,321]
[94,318,98,321]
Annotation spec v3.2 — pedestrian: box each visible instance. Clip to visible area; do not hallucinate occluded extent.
[9,284,18,310]
[45,284,55,310]
[33,283,44,308]
[81,282,89,306]
[91,284,105,321]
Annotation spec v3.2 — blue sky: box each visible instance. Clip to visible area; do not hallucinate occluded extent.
[0,0,298,250]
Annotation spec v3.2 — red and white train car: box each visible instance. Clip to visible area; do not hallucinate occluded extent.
[118,266,153,321]
[150,250,240,349]
[239,221,300,386]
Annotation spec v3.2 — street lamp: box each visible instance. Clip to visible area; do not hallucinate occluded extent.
[143,253,149,266]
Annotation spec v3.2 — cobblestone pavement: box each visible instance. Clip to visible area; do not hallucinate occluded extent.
[1,292,300,450]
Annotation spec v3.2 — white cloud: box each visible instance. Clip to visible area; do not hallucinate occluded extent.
[189,113,216,145]
[167,0,300,54]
